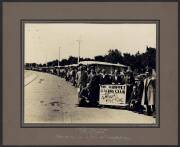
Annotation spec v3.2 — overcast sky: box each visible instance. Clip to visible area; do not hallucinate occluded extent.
[25,23,156,64]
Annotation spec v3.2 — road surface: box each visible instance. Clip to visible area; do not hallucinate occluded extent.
[24,70,156,124]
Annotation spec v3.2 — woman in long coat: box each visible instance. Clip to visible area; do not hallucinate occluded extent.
[141,71,156,115]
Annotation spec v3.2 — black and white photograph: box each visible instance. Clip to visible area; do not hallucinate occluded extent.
[23,22,158,125]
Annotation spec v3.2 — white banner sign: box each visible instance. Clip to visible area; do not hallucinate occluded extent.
[99,84,127,106]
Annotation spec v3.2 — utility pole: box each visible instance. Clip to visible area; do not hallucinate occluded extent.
[58,47,61,67]
[45,56,47,67]
[76,39,81,64]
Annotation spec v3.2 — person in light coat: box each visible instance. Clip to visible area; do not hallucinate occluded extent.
[76,66,88,93]
[141,68,156,115]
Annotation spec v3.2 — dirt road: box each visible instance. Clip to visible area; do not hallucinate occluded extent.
[24,70,156,125]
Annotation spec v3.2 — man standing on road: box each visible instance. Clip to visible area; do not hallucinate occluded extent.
[76,65,88,96]
[88,68,96,83]
[87,68,101,106]
[141,68,156,116]
[124,69,135,103]
[71,67,76,86]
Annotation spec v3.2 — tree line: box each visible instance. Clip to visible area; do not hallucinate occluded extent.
[25,46,156,72]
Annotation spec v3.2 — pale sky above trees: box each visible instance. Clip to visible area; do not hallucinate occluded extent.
[25,23,156,64]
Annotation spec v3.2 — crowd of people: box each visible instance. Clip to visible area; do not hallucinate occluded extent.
[56,65,156,117]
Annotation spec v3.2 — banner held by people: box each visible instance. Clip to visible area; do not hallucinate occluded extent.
[99,84,127,106]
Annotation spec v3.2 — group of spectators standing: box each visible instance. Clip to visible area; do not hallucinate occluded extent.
[59,65,156,117]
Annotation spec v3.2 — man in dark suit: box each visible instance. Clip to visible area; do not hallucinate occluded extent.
[88,69,101,106]
[128,85,143,113]
[111,70,123,84]
[101,69,112,85]
[78,87,91,107]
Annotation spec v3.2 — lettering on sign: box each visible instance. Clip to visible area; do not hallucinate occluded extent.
[99,85,127,106]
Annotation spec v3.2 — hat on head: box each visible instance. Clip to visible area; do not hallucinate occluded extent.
[126,66,132,73]
[146,67,152,74]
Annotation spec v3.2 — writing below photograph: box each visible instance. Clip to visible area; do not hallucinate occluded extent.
[23,22,159,127]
